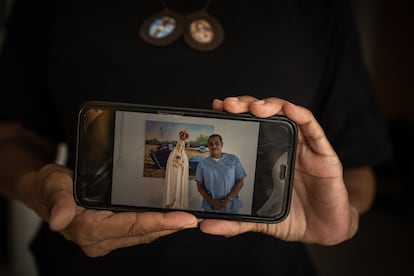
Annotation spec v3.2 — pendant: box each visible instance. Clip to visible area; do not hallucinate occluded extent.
[183,10,224,52]
[139,8,185,47]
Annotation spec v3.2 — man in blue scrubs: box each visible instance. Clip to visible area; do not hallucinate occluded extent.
[195,134,247,213]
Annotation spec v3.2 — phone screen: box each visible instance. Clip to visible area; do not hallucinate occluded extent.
[74,101,297,223]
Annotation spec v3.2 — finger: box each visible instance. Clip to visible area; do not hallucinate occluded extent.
[249,100,336,155]
[71,211,198,242]
[48,190,78,231]
[248,98,289,117]
[199,219,259,236]
[281,102,337,155]
[212,96,259,113]
[212,99,224,111]
[80,229,179,257]
[222,96,259,113]
[252,100,322,140]
[40,167,77,231]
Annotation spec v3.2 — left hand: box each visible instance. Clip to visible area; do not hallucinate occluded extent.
[198,96,359,245]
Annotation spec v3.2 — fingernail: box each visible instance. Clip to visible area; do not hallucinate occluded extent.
[226,97,239,102]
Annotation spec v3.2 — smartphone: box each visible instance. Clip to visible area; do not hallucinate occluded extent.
[73,101,297,223]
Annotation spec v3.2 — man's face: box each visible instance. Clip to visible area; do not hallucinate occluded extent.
[207,136,223,158]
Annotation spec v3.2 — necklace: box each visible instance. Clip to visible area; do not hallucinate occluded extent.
[139,0,224,52]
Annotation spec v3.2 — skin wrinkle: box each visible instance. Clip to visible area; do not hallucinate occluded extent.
[61,211,160,257]
[82,229,179,257]
[79,212,188,241]
[303,180,351,244]
[288,189,307,242]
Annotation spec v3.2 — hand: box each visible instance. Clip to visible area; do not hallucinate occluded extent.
[208,198,228,211]
[199,96,359,245]
[18,164,198,257]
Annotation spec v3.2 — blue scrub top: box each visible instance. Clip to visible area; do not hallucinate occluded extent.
[195,153,247,213]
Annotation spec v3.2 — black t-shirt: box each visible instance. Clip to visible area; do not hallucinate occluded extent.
[0,0,393,275]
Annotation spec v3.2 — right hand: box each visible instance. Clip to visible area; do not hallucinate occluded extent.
[18,164,198,257]
[208,198,227,211]
[199,96,358,245]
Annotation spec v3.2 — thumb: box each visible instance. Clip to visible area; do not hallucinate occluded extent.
[38,165,77,232]
[48,190,77,231]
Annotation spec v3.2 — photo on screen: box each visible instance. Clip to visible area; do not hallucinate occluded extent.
[111,110,260,215]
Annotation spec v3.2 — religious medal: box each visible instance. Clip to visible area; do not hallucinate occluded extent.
[139,0,224,51]
[183,1,224,52]
[139,3,185,47]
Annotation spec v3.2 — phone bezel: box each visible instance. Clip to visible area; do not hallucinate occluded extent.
[73,101,297,223]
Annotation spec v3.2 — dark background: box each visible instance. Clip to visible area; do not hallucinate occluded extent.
[1,0,413,275]
[308,1,414,275]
